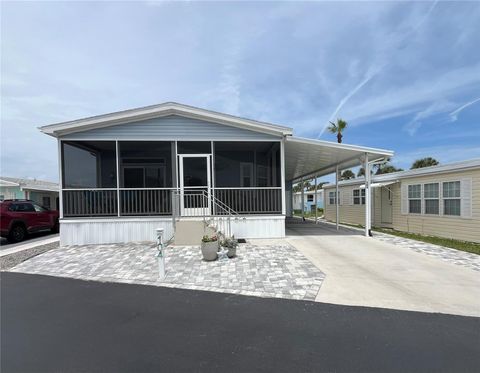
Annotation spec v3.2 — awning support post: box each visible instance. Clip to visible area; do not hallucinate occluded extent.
[364,153,371,237]
[335,165,339,230]
[314,174,318,224]
[301,177,305,220]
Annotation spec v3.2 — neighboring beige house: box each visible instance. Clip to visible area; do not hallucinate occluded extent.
[323,159,480,243]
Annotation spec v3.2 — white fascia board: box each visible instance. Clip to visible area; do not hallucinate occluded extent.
[0,179,20,187]
[286,136,394,157]
[39,102,293,138]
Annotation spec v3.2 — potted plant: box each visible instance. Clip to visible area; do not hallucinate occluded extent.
[222,236,238,258]
[201,235,219,261]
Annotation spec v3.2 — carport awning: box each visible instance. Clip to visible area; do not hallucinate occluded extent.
[284,136,394,182]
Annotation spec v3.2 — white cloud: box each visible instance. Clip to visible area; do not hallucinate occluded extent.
[449,97,480,121]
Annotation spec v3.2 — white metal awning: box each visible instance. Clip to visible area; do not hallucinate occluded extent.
[359,181,397,189]
[284,136,394,182]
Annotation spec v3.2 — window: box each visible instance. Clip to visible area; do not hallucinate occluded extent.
[408,184,421,214]
[423,183,439,215]
[42,196,51,209]
[307,194,314,202]
[33,203,47,212]
[443,181,460,216]
[10,203,35,212]
[240,163,254,187]
[0,195,4,201]
[353,189,365,205]
[329,191,338,205]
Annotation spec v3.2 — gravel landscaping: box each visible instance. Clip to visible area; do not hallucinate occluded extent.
[0,242,59,271]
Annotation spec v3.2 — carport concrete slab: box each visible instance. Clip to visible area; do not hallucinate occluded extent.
[286,221,480,317]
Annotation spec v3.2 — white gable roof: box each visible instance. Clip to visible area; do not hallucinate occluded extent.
[39,102,293,138]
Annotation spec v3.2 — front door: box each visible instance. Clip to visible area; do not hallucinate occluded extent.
[179,155,211,216]
[381,187,393,224]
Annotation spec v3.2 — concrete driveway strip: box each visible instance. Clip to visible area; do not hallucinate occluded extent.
[286,223,480,317]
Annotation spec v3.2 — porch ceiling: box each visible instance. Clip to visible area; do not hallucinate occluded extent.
[284,136,394,182]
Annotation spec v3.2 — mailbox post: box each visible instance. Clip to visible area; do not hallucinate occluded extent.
[156,228,165,280]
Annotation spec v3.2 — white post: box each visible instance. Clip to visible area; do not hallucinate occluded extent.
[301,177,305,220]
[280,139,286,215]
[116,141,120,217]
[364,153,371,237]
[314,175,318,224]
[57,140,63,219]
[156,228,165,280]
[335,165,339,230]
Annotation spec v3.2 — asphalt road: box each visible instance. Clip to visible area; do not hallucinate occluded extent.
[2,273,479,373]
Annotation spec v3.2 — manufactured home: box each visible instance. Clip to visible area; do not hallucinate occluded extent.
[292,190,324,212]
[323,159,480,243]
[40,102,392,245]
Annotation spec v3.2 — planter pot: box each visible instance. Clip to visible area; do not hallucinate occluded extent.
[227,247,237,258]
[201,241,219,261]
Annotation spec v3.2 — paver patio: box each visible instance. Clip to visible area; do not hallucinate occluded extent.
[10,242,325,301]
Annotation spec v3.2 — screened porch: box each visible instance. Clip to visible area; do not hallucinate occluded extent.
[60,140,283,218]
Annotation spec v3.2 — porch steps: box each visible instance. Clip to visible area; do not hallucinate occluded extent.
[174,220,216,246]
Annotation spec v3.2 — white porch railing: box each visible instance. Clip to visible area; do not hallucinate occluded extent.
[62,187,282,217]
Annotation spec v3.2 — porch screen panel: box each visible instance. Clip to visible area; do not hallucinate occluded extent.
[62,141,117,217]
[119,141,173,215]
[214,141,281,214]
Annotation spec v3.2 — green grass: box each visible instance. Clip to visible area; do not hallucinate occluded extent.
[373,228,480,256]
[293,209,323,219]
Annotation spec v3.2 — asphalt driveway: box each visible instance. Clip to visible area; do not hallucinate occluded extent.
[2,272,479,373]
[286,221,480,317]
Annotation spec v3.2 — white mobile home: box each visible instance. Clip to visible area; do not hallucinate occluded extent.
[40,102,392,245]
[292,190,324,212]
[323,159,480,243]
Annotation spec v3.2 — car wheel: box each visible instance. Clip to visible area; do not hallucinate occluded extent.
[8,224,27,243]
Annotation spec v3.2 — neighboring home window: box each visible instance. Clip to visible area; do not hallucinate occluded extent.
[423,183,439,215]
[408,184,421,214]
[307,195,314,202]
[42,196,51,209]
[443,181,461,216]
[0,195,4,201]
[328,191,338,205]
[353,189,366,205]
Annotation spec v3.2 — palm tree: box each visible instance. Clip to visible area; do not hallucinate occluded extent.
[340,170,355,180]
[327,118,348,143]
[411,157,439,169]
[357,167,365,177]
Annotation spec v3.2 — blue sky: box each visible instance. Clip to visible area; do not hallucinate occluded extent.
[1,1,479,182]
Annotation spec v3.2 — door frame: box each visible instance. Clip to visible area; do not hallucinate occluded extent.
[178,154,212,216]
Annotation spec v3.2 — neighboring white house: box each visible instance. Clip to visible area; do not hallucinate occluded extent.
[292,190,324,212]
[39,102,393,245]
[0,177,59,210]
[323,159,480,243]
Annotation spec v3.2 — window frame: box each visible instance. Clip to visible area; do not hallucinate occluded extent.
[408,184,422,214]
[442,181,461,216]
[328,191,338,205]
[353,188,366,205]
[423,182,439,215]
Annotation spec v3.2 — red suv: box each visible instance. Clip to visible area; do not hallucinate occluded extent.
[0,200,59,243]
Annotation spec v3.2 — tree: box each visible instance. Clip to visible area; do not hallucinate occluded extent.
[340,169,355,180]
[375,165,403,174]
[327,118,348,143]
[411,157,439,169]
[357,167,365,177]
[292,180,311,193]
[308,181,327,191]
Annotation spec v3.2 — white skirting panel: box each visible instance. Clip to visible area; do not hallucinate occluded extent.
[229,215,285,238]
[60,215,285,245]
[60,217,174,246]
